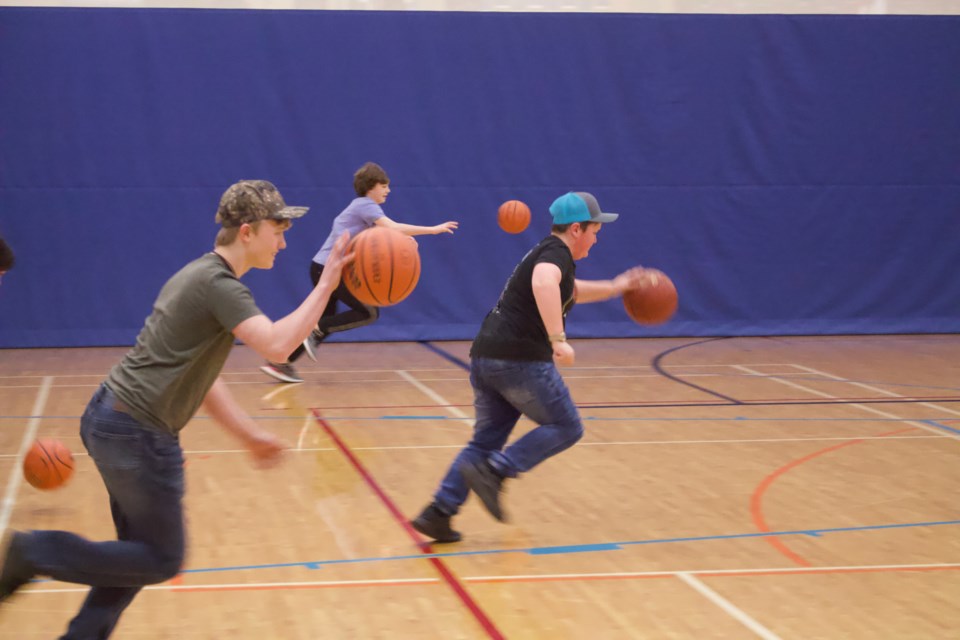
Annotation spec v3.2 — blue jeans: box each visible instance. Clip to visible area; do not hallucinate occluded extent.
[433,357,583,515]
[20,384,185,639]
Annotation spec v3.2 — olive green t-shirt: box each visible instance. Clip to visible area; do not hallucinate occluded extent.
[106,253,262,434]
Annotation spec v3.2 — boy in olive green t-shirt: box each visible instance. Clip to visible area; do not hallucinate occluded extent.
[0,180,350,638]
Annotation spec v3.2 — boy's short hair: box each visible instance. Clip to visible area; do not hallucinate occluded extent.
[354,162,390,197]
[552,220,598,234]
[215,219,293,247]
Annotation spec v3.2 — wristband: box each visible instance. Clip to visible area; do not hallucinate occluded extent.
[548,332,567,343]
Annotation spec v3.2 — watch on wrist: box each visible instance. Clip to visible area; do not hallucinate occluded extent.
[548,332,567,343]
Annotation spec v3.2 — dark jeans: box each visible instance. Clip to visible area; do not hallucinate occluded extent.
[288,261,379,363]
[433,357,583,515]
[20,384,185,639]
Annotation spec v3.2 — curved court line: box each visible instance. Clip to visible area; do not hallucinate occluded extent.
[650,337,744,404]
[311,411,505,640]
[743,359,960,564]
[750,426,919,566]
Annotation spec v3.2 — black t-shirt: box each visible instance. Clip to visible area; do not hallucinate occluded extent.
[470,235,576,362]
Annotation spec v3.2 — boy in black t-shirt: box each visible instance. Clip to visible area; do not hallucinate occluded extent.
[412,192,653,542]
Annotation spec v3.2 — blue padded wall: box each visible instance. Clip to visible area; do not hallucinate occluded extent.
[1,8,958,347]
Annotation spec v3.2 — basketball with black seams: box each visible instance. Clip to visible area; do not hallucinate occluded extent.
[497,200,530,234]
[623,271,678,325]
[23,438,75,490]
[343,226,421,306]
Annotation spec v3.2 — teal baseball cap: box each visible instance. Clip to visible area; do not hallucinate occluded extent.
[549,192,619,225]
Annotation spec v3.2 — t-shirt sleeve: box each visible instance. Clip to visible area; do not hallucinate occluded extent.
[206,273,264,331]
[534,242,572,274]
[355,200,386,225]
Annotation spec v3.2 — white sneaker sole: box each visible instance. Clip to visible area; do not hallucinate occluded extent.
[302,338,317,362]
[259,366,303,384]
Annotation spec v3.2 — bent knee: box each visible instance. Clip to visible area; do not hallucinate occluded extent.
[151,554,185,584]
[562,420,584,445]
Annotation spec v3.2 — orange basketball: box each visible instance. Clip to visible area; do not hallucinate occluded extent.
[623,271,678,325]
[343,226,421,306]
[23,438,75,490]
[497,200,530,234]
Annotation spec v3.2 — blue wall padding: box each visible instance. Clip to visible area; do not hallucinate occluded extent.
[1,8,958,346]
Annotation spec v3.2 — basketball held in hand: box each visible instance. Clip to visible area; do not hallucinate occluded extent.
[343,227,421,306]
[23,438,75,490]
[498,200,530,234]
[623,271,678,325]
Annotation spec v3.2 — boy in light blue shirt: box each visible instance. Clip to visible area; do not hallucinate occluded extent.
[261,162,459,382]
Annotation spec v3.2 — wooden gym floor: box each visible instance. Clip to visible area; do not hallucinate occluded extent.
[1,335,959,638]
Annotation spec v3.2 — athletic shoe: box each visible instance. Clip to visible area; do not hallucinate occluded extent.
[461,460,507,522]
[259,362,303,384]
[302,331,324,363]
[411,504,462,543]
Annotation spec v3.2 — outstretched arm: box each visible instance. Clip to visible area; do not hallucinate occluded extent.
[574,267,652,304]
[376,217,458,236]
[202,378,287,468]
[232,232,352,363]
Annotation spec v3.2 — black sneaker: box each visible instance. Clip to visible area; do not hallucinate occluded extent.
[411,504,461,543]
[0,532,34,603]
[259,362,303,383]
[461,460,507,522]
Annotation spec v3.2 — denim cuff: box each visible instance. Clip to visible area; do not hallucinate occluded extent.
[488,452,517,479]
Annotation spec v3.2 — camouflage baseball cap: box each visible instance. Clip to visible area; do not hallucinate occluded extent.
[215,180,308,227]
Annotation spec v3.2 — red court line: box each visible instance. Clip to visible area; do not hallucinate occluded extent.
[750,426,918,566]
[311,410,505,640]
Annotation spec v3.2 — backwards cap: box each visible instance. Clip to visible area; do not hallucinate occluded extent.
[549,192,619,225]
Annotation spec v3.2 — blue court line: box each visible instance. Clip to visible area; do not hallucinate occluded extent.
[921,420,960,436]
[175,518,960,576]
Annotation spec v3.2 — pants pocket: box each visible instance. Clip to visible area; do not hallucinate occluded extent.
[87,429,143,471]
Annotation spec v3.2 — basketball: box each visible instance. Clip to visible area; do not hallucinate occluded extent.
[498,200,530,234]
[343,226,421,306]
[623,271,678,325]
[23,438,75,490]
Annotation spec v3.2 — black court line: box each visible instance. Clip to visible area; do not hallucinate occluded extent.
[651,337,744,404]
[419,341,470,371]
[417,340,960,410]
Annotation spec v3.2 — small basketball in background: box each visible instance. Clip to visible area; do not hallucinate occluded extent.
[497,200,530,234]
[623,271,678,325]
[343,226,421,306]
[23,438,75,490]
